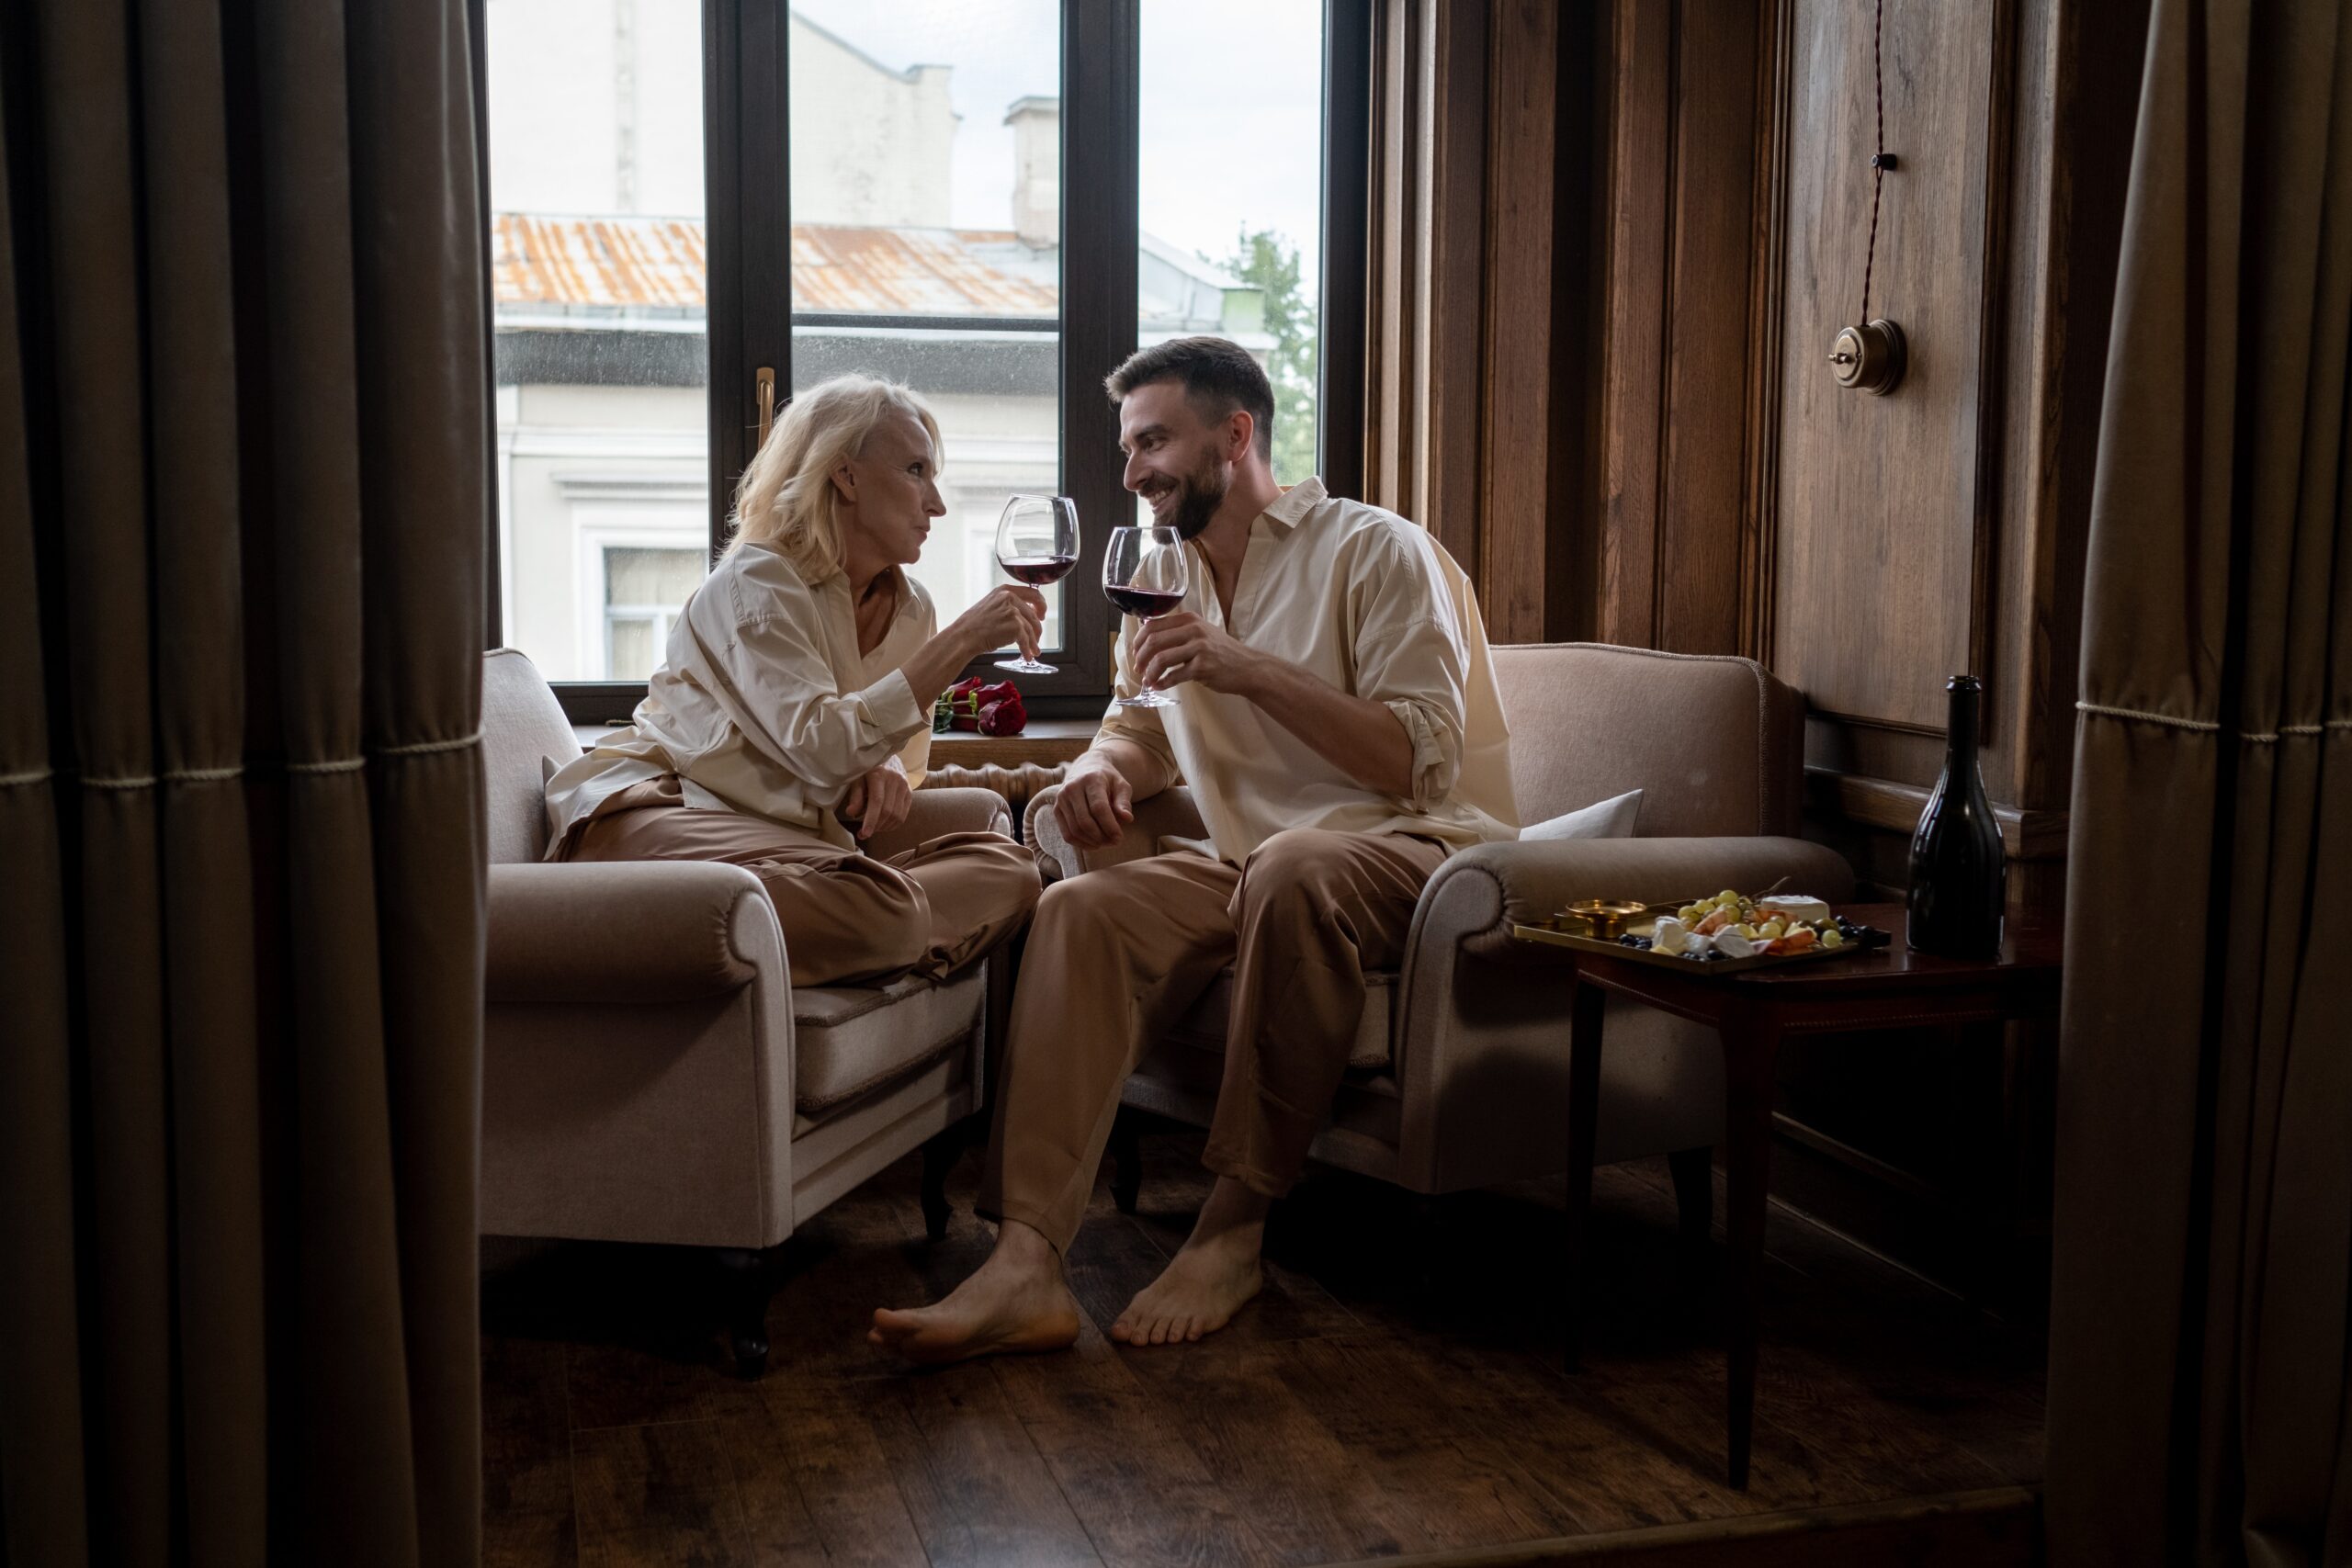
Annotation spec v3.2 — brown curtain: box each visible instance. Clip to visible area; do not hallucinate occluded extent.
[0,2,488,1565]
[2048,0,2352,1562]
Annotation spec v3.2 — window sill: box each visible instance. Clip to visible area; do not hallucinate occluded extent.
[926,717,1096,769]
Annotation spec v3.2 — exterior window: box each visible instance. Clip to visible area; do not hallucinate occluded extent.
[1139,0,1327,493]
[602,546,707,682]
[786,4,1065,648]
[485,0,710,685]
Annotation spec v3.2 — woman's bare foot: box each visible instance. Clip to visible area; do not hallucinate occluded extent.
[1111,1177,1270,1347]
[869,1220,1081,1365]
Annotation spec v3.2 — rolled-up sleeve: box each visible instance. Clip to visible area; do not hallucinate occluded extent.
[1351,534,1472,812]
[715,611,929,790]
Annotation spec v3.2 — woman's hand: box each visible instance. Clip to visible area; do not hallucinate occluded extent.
[946,583,1047,663]
[894,584,1048,715]
[838,760,914,841]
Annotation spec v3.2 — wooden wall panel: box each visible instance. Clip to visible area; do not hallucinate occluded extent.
[1769,0,2005,732]
[1476,0,1559,643]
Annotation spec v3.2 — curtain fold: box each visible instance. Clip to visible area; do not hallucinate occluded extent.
[2049,0,2352,1563]
[0,1,488,1563]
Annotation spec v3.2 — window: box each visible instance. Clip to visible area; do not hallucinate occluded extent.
[1139,0,1328,492]
[785,3,1066,657]
[486,0,709,687]
[483,0,1366,719]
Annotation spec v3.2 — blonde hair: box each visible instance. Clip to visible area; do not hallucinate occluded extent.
[724,375,944,579]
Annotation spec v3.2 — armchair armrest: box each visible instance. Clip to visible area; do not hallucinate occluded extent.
[486,860,785,1004]
[1025,784,1209,879]
[868,784,1012,859]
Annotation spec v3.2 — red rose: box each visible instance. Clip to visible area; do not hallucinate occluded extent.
[978,692,1028,736]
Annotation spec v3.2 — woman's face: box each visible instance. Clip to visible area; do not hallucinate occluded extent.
[834,411,946,570]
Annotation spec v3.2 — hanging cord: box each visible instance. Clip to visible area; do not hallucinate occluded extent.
[1859,0,1889,325]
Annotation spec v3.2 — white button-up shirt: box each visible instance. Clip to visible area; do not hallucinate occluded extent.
[1097,478,1518,863]
[542,541,934,856]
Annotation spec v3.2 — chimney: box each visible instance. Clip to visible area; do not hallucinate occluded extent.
[1004,96,1059,249]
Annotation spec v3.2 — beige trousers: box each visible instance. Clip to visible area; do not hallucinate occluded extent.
[561,777,1041,987]
[979,827,1449,1250]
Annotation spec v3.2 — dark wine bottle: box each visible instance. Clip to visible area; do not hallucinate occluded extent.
[1906,675,2007,959]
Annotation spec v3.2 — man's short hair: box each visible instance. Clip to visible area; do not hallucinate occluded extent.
[1103,335,1275,461]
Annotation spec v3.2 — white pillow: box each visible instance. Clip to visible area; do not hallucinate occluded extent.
[1518,787,1643,841]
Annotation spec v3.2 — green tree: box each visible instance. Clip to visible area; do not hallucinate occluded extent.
[1213,227,1319,485]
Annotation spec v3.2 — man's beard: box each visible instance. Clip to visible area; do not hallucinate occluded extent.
[1167,456,1227,540]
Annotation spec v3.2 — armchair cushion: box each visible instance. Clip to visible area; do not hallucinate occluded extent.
[793,969,986,1113]
[486,860,776,1004]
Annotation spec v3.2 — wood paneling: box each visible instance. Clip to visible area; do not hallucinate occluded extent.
[1768,0,2007,732]
[1598,0,1772,655]
[1478,0,1560,643]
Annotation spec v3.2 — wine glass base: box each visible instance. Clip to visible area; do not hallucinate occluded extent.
[994,658,1057,674]
[1115,690,1179,708]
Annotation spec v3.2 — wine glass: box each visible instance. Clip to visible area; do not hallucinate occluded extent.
[992,493,1080,674]
[1102,524,1190,709]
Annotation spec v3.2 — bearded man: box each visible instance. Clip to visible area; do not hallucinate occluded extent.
[871,335,1516,1360]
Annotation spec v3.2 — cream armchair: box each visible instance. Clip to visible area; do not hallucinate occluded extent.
[480,649,1012,1375]
[1023,643,1855,1231]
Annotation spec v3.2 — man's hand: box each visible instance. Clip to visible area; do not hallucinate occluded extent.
[1053,761,1135,850]
[838,761,914,841]
[1131,612,1261,695]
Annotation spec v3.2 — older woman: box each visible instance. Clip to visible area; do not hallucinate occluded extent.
[542,376,1046,987]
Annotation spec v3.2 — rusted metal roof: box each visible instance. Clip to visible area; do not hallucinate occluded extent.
[494,212,1057,317]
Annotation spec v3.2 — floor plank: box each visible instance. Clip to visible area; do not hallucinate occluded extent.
[724,1372,930,1568]
[866,1359,1102,1568]
[481,1334,580,1568]
[572,1421,753,1568]
[994,1325,1287,1568]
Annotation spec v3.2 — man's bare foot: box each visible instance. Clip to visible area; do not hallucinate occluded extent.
[1111,1177,1270,1347]
[869,1220,1081,1365]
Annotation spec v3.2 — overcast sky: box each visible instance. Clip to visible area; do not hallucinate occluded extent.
[792,0,1326,288]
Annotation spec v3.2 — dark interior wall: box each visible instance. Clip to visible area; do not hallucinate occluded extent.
[1551,0,2150,1290]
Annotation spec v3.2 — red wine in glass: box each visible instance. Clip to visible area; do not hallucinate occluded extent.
[1103,585,1184,617]
[1102,524,1190,709]
[1001,554,1077,586]
[993,494,1080,673]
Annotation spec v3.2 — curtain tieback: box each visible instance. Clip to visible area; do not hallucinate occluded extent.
[2077,700,2351,742]
[0,729,483,791]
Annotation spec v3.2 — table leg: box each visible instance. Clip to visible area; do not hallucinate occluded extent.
[1720,1011,1782,1492]
[1562,978,1604,1371]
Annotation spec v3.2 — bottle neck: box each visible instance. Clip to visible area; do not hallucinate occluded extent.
[1944,684,1982,774]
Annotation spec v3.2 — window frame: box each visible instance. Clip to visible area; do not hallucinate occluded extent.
[486,0,1370,727]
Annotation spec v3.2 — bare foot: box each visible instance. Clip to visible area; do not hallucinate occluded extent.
[1111,1178,1269,1347]
[869,1221,1081,1365]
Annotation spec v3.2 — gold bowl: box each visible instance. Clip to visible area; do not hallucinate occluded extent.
[1555,898,1654,939]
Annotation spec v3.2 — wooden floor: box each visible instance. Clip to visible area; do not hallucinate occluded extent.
[480,1129,2045,1568]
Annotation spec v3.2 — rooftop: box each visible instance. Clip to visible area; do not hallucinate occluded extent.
[493,211,1264,345]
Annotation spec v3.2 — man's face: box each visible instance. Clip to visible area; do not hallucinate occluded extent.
[1117,379,1238,540]
[836,410,945,567]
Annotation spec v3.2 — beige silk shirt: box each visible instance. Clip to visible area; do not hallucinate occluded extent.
[542,540,934,856]
[1097,477,1518,863]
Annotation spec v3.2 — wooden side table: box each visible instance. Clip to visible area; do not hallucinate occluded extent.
[1555,901,2063,1489]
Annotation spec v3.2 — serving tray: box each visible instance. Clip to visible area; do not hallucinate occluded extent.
[1510,901,1890,975]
